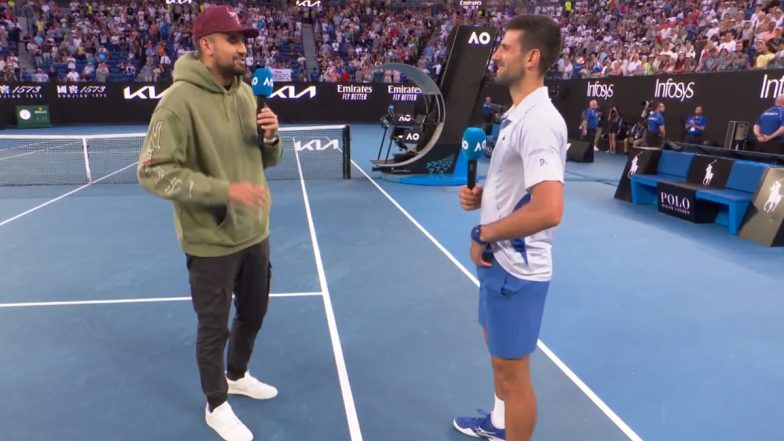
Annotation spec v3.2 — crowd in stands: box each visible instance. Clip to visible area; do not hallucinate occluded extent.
[0,0,783,84]
[308,0,520,83]
[1,0,307,83]
[541,0,784,79]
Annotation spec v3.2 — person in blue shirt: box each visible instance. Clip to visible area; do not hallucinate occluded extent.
[581,99,600,149]
[754,95,784,154]
[645,102,666,147]
[482,96,495,135]
[684,105,707,145]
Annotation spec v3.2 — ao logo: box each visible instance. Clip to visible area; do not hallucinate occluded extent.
[405,132,420,141]
[462,139,486,153]
[468,32,492,45]
[251,77,273,87]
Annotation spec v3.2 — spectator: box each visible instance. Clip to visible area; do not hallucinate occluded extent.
[65,67,80,82]
[31,67,48,82]
[755,40,775,68]
[624,121,647,154]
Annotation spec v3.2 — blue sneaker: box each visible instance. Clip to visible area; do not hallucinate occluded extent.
[453,409,506,440]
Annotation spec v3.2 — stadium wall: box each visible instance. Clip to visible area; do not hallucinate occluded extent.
[0,82,418,127]
[476,69,784,148]
[6,69,784,148]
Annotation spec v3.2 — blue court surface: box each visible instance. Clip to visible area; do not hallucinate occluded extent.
[1,123,782,441]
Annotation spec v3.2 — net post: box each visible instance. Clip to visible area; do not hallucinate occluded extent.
[343,125,351,179]
[82,137,92,183]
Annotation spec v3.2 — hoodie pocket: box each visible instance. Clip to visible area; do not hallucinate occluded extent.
[177,204,225,246]
[218,203,258,241]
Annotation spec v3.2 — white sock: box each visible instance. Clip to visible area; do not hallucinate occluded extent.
[490,394,505,429]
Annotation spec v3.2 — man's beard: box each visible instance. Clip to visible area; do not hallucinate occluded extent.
[495,65,522,86]
[218,57,246,77]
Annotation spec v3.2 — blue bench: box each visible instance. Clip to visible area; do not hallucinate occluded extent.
[630,150,695,205]
[695,161,768,235]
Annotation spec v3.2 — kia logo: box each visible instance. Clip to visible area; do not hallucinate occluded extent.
[270,85,317,99]
[124,86,166,99]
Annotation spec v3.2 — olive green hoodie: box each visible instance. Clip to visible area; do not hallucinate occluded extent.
[138,53,282,257]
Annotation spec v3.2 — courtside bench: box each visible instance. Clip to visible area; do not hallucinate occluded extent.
[695,161,768,235]
[630,150,695,205]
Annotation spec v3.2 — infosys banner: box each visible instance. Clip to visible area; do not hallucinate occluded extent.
[550,69,784,145]
[0,82,420,126]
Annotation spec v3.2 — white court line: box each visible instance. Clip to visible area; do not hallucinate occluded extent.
[0,162,138,228]
[0,139,71,161]
[295,141,363,440]
[351,159,644,441]
[0,292,324,309]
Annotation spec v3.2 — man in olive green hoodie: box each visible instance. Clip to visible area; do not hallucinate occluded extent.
[137,6,282,441]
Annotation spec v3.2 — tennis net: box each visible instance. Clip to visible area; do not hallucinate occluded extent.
[0,124,351,186]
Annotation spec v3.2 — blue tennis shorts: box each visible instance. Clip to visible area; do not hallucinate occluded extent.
[477,261,550,359]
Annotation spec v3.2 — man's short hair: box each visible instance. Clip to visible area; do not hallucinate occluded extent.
[194,38,204,59]
[194,35,214,59]
[505,15,562,76]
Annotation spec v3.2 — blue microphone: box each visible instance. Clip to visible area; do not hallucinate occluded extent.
[387,104,395,118]
[251,66,274,108]
[462,127,486,189]
[251,66,274,136]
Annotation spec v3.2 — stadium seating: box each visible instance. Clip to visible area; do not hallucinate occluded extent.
[9,0,784,84]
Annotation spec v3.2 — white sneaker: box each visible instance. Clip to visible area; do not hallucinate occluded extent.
[227,372,278,400]
[205,401,253,441]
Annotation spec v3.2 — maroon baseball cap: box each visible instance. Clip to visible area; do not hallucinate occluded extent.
[192,6,259,41]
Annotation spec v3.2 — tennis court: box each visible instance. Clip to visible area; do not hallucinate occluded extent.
[0,123,782,441]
